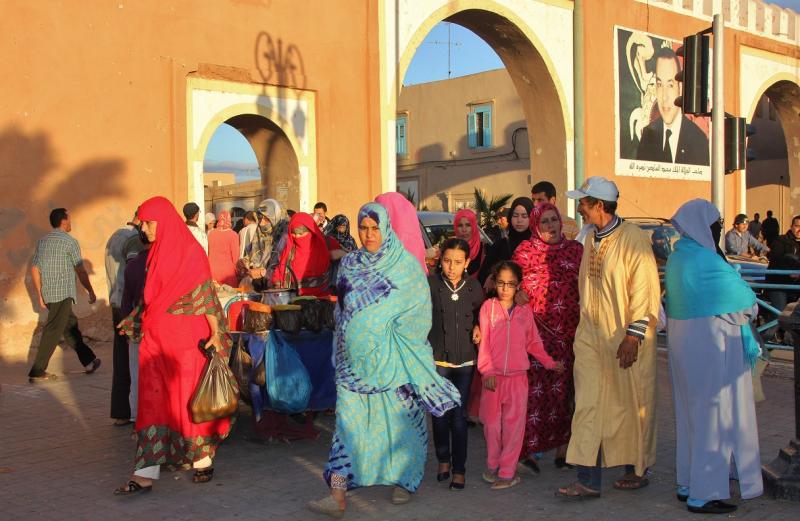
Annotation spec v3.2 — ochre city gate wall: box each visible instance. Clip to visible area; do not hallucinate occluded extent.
[0,1,382,362]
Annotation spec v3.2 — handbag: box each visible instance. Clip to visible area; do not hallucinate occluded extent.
[265,332,311,413]
[190,339,240,423]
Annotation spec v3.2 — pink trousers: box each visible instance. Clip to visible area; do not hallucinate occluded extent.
[479,373,528,479]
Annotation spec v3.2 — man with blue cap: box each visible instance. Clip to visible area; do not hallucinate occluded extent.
[557,177,660,498]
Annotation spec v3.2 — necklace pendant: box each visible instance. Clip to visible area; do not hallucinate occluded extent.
[451,293,459,301]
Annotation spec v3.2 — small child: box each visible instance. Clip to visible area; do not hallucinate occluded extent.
[478,261,564,490]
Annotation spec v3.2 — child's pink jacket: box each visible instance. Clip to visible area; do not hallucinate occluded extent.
[477,298,555,376]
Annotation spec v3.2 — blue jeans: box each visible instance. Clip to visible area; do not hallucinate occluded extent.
[431,365,473,474]
[576,450,637,490]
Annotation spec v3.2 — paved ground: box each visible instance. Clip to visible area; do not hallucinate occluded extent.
[1,342,799,521]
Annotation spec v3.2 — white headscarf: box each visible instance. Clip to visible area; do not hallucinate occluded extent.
[671,199,720,252]
[257,199,284,225]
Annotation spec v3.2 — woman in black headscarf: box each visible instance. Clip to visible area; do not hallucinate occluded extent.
[324,214,357,252]
[478,196,534,284]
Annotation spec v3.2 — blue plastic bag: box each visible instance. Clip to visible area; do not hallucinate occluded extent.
[265,332,312,413]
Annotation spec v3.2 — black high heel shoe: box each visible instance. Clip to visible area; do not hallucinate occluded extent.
[437,465,451,482]
[449,473,465,490]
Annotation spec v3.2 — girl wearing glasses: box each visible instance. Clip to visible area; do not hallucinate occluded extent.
[477,261,565,490]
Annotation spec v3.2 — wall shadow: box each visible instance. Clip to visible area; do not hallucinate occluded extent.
[0,124,126,370]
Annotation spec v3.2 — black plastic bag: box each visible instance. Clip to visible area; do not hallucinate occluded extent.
[321,300,336,330]
[298,299,324,332]
[274,309,302,334]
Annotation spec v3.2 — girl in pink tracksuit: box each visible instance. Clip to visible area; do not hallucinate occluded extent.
[478,261,565,489]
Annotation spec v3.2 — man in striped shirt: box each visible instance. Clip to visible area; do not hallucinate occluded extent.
[28,208,101,383]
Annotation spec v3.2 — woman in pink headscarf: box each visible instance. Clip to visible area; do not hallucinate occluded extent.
[374,192,428,274]
[453,209,486,280]
[207,210,240,287]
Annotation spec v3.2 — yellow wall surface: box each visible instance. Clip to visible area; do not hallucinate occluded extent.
[204,172,237,187]
[397,69,533,210]
[0,0,381,360]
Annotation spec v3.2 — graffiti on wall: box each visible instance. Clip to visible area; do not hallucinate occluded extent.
[615,26,711,181]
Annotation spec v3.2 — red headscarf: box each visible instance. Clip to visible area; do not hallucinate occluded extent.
[216,210,232,230]
[271,212,331,293]
[512,202,582,339]
[138,196,211,322]
[454,208,481,262]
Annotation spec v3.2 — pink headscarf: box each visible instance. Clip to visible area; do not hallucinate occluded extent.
[454,209,481,262]
[216,210,232,230]
[374,192,428,274]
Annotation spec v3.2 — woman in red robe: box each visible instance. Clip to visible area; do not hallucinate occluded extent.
[512,202,583,471]
[271,212,336,297]
[114,196,233,495]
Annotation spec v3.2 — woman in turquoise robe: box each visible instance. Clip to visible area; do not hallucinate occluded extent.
[308,203,460,518]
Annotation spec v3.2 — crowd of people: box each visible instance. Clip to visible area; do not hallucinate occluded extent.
[26,176,774,516]
[724,209,800,340]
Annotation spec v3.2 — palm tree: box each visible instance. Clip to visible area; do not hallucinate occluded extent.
[473,187,512,230]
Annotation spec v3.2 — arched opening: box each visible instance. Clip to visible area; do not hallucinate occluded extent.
[746,80,800,233]
[203,114,301,223]
[395,8,569,215]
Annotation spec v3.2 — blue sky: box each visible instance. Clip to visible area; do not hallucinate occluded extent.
[403,22,503,85]
[207,3,800,173]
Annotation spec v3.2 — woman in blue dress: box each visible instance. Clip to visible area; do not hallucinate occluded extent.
[308,203,460,518]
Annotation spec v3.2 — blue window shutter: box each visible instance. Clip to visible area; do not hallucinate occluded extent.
[396,117,407,156]
[482,107,492,147]
[467,113,477,148]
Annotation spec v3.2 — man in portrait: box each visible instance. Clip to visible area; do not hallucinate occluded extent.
[636,47,709,166]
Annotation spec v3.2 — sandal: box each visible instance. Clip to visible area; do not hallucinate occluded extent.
[192,467,214,483]
[491,475,521,490]
[307,495,345,519]
[556,481,601,499]
[613,473,649,490]
[113,480,152,496]
[482,469,498,484]
[390,486,412,505]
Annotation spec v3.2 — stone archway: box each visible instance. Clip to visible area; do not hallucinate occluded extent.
[223,114,301,210]
[745,80,800,229]
[187,77,317,218]
[390,1,574,214]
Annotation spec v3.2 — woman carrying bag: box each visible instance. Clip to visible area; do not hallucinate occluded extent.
[114,196,234,495]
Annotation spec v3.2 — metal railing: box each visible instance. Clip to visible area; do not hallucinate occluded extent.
[659,267,800,353]
[738,268,800,352]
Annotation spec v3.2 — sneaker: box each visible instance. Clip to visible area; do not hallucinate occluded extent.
[390,486,411,505]
[29,372,58,384]
[85,358,102,374]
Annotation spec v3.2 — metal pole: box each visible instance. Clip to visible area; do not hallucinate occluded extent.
[573,0,585,222]
[711,13,724,217]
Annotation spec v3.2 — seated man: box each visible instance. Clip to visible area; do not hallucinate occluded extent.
[766,215,800,315]
[725,214,768,257]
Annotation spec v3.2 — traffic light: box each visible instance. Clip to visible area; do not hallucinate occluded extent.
[724,115,756,173]
[675,34,710,115]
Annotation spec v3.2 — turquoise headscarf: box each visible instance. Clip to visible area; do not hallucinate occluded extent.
[334,203,460,416]
[665,199,760,367]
